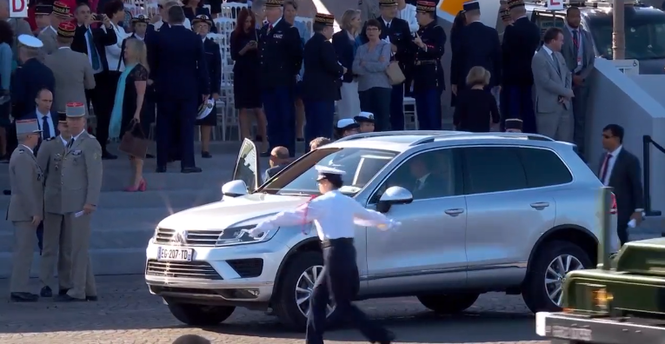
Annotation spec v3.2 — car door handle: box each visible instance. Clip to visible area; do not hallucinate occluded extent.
[444,208,465,216]
[530,202,550,209]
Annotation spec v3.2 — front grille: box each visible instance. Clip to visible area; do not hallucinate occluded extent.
[154,228,223,246]
[146,260,223,280]
[227,259,264,278]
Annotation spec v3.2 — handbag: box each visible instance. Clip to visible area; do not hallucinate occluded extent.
[383,44,405,85]
[118,120,149,158]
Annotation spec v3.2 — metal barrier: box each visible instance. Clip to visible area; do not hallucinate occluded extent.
[642,135,663,216]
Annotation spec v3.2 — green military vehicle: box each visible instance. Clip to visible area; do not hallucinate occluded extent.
[536,187,665,343]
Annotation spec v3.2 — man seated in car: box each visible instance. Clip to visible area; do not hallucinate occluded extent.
[354,112,375,133]
[407,155,446,199]
[263,146,291,182]
[334,118,360,139]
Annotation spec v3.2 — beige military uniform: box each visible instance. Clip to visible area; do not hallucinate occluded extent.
[7,145,44,293]
[44,48,96,115]
[36,136,73,291]
[61,130,103,300]
[37,26,58,55]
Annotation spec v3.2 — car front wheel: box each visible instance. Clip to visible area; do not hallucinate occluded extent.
[522,240,592,313]
[167,301,235,326]
[417,293,479,313]
[272,251,340,331]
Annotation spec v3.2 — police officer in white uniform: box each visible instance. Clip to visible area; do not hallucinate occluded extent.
[248,165,398,344]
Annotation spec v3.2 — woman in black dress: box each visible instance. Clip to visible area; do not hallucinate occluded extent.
[453,66,500,132]
[450,10,466,107]
[230,8,267,153]
[113,38,149,192]
[193,15,221,158]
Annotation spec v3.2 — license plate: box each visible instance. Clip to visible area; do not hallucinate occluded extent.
[551,325,592,341]
[157,246,193,262]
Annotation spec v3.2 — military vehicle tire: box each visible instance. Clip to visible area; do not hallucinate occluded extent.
[167,301,235,326]
[522,240,592,313]
[417,293,479,313]
[272,251,342,331]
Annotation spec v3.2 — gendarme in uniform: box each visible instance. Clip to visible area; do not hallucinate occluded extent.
[8,118,44,302]
[55,102,103,302]
[37,111,73,298]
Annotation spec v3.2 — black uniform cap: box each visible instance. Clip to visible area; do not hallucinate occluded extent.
[462,1,480,11]
[505,118,523,131]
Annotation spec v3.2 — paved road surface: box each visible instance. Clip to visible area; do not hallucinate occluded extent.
[0,275,546,344]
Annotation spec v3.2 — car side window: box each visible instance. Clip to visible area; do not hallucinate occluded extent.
[463,147,527,194]
[371,149,461,202]
[533,12,565,41]
[518,148,573,188]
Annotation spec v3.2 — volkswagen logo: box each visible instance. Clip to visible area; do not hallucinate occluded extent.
[170,231,188,245]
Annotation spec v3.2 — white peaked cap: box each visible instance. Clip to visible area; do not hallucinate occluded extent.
[18,35,44,49]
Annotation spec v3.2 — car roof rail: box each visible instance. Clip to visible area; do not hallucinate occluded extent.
[335,130,455,143]
[410,132,555,146]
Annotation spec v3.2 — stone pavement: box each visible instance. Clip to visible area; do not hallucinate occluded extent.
[0,275,546,344]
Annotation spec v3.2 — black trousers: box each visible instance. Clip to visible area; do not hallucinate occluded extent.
[306,238,390,344]
[359,87,391,132]
[87,71,116,152]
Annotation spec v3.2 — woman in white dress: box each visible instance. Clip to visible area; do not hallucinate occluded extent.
[332,9,362,119]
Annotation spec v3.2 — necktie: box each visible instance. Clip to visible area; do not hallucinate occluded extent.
[86,29,101,70]
[268,23,273,33]
[41,115,51,140]
[67,138,75,149]
[551,52,560,74]
[386,22,391,29]
[599,153,613,184]
[572,30,579,50]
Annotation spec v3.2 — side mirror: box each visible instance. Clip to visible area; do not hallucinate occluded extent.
[221,180,248,198]
[376,186,413,213]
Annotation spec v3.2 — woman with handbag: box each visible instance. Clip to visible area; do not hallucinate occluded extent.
[109,38,150,192]
[352,19,392,131]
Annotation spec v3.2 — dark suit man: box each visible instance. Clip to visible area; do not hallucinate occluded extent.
[412,1,445,130]
[599,124,644,246]
[302,13,344,151]
[263,146,289,182]
[501,0,540,133]
[451,1,501,95]
[258,0,302,157]
[360,0,412,131]
[408,155,445,199]
[71,3,118,159]
[150,6,208,173]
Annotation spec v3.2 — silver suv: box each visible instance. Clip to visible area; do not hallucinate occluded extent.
[144,131,619,330]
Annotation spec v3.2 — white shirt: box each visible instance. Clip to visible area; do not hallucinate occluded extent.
[36,109,55,139]
[103,22,128,72]
[254,190,393,240]
[541,44,556,62]
[60,135,70,147]
[398,4,418,33]
[416,173,430,190]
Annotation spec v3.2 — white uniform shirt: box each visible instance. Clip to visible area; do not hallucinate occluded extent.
[103,22,128,72]
[398,4,419,33]
[254,190,393,240]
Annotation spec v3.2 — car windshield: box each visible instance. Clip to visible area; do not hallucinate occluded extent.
[259,147,398,196]
[588,13,665,60]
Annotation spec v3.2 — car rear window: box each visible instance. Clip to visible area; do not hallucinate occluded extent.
[518,147,573,188]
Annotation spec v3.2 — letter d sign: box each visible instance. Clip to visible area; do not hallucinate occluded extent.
[548,0,564,10]
[10,0,28,18]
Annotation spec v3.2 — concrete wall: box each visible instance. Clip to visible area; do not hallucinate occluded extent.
[586,58,665,213]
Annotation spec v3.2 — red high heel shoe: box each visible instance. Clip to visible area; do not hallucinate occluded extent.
[124,179,146,192]
[139,178,147,192]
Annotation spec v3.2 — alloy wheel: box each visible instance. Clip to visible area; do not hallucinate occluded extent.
[294,265,336,317]
[545,254,584,306]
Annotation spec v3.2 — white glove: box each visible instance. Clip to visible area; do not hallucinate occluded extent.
[296,74,302,82]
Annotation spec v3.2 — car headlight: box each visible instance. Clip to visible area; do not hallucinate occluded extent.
[215,225,279,246]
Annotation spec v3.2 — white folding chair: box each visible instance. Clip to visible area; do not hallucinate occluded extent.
[403,96,418,130]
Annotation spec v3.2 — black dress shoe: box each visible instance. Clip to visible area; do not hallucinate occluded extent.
[58,288,69,296]
[10,292,39,302]
[40,286,52,297]
[146,153,155,159]
[86,295,98,301]
[55,294,85,302]
[155,166,167,173]
[181,166,202,174]
[296,138,305,142]
[201,151,212,159]
[3,189,10,195]
[101,151,117,160]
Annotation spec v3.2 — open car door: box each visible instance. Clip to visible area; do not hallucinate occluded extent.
[231,138,260,192]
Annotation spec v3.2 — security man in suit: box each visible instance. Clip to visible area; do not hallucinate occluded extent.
[7,118,44,302]
[359,0,412,131]
[36,111,74,298]
[258,0,303,158]
[45,22,96,118]
[302,13,344,151]
[35,4,57,55]
[501,0,540,133]
[450,1,501,96]
[411,1,445,130]
[55,102,102,302]
[150,6,208,173]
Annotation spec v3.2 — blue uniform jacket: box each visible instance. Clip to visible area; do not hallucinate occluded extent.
[203,37,221,96]
[11,58,55,119]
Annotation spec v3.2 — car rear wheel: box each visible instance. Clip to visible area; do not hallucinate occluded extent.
[167,301,235,326]
[417,293,479,313]
[272,251,340,331]
[522,240,592,313]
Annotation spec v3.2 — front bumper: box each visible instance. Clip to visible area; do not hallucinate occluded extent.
[145,240,290,304]
[536,311,665,343]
